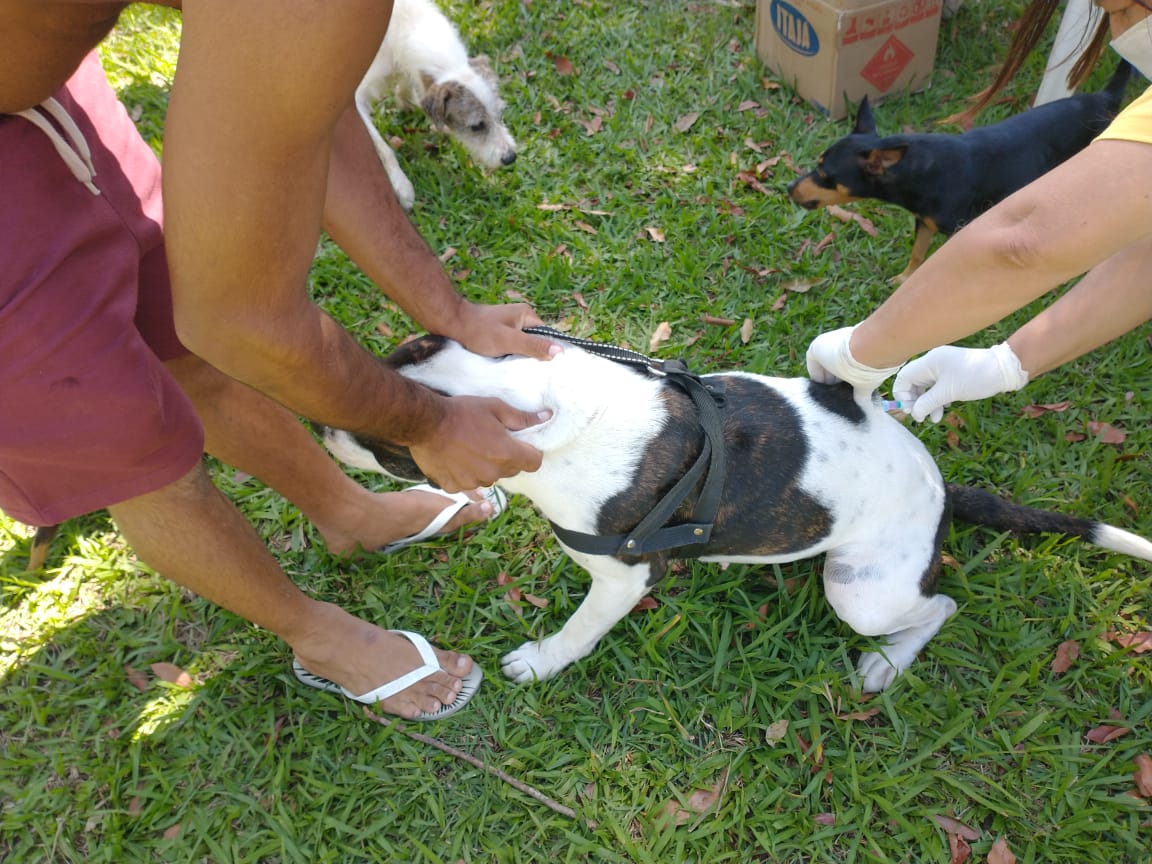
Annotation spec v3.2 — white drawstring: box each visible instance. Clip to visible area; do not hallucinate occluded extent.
[14,97,101,195]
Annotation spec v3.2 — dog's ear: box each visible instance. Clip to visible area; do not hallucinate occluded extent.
[859,143,907,176]
[421,81,450,126]
[469,54,498,86]
[852,96,877,135]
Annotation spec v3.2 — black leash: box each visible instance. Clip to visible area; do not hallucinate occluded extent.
[522,326,726,557]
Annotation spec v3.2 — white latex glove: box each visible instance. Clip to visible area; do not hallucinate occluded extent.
[892,342,1030,423]
[806,325,904,392]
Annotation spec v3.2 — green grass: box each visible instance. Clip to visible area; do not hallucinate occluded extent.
[3,2,1151,862]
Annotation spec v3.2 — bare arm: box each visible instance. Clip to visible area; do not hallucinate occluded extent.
[163,0,543,488]
[1009,233,1152,376]
[324,101,557,360]
[849,138,1152,369]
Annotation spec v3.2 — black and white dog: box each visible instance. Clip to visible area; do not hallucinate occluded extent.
[324,334,1152,691]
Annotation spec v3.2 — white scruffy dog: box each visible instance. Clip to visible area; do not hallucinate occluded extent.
[356,0,518,210]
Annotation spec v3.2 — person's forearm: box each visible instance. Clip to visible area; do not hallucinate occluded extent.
[850,139,1152,369]
[163,0,448,442]
[323,105,470,334]
[1008,235,1152,377]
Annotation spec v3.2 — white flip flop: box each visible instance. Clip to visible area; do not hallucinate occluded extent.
[292,629,483,721]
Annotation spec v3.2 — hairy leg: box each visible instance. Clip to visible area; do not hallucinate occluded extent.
[107,463,473,719]
[166,354,495,554]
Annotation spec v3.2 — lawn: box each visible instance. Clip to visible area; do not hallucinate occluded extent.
[2,2,1150,862]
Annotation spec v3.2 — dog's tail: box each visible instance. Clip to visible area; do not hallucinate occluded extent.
[945,483,1152,562]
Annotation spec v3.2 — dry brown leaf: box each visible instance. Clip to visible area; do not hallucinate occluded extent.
[124,665,148,692]
[949,833,973,864]
[813,813,836,825]
[575,221,598,234]
[1104,630,1152,653]
[781,278,815,293]
[537,202,567,211]
[1086,708,1131,744]
[1087,420,1126,444]
[579,115,603,136]
[659,769,727,826]
[1065,431,1087,442]
[987,836,1016,864]
[150,662,192,688]
[736,100,761,112]
[375,321,394,339]
[645,226,666,243]
[162,824,182,840]
[1020,400,1070,418]
[1051,639,1079,676]
[771,293,787,312]
[1134,753,1152,797]
[632,596,659,613]
[740,317,754,344]
[523,593,549,609]
[813,232,835,256]
[764,719,789,745]
[650,321,672,352]
[673,111,699,133]
[572,292,589,310]
[735,170,770,195]
[550,54,575,76]
[603,60,620,75]
[701,315,736,327]
[836,707,880,722]
[933,814,980,841]
[127,797,143,817]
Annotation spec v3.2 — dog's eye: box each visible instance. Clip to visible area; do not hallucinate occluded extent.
[469,121,488,133]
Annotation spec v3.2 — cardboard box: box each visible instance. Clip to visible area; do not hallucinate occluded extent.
[755,0,943,120]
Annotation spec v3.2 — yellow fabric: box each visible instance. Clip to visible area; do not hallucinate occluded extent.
[1096,82,1152,144]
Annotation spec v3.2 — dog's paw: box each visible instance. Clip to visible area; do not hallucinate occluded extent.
[390,173,416,212]
[501,640,567,684]
[856,650,901,692]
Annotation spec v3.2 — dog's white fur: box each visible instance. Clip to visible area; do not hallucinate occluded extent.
[325,341,1152,691]
[356,0,517,210]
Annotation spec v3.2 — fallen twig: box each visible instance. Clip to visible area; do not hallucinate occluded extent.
[362,708,580,821]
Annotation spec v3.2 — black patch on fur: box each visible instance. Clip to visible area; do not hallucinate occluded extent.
[919,493,952,596]
[383,334,450,369]
[358,437,426,483]
[805,380,865,425]
[597,375,833,563]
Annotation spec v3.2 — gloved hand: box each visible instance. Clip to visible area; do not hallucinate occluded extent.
[806,326,904,392]
[892,342,1030,423]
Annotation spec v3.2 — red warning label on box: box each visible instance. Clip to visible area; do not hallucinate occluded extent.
[860,35,914,92]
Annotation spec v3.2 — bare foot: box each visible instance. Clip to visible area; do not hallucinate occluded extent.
[290,601,476,719]
[318,486,498,556]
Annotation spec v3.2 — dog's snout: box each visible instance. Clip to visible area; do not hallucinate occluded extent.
[501,151,517,166]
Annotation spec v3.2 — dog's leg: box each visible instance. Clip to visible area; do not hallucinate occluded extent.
[853,594,957,691]
[890,218,937,285]
[28,523,60,571]
[501,554,655,683]
[822,547,957,691]
[354,92,417,211]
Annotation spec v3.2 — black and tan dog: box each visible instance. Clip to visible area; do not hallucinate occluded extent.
[787,61,1133,283]
[323,334,1152,692]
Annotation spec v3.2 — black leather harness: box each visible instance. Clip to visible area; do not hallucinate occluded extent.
[522,326,727,558]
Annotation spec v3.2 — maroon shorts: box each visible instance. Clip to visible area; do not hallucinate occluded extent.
[0,52,204,527]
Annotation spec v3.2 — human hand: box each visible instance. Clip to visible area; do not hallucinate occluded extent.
[892,342,1030,423]
[806,326,904,393]
[448,301,561,361]
[410,395,549,491]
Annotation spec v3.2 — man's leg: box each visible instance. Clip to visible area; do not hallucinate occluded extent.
[107,462,475,719]
[165,353,497,554]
